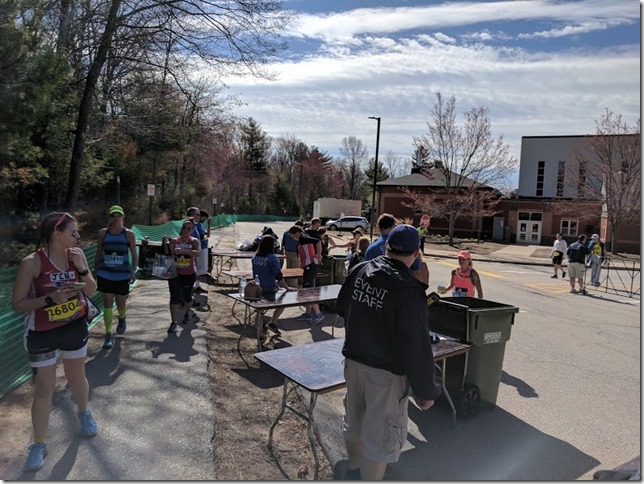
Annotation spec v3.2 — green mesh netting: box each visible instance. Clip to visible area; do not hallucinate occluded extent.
[0,245,135,399]
[130,214,296,241]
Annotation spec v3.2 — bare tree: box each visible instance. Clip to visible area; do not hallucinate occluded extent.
[381,149,407,179]
[269,133,308,183]
[577,110,640,253]
[338,136,368,200]
[63,0,292,211]
[408,93,518,245]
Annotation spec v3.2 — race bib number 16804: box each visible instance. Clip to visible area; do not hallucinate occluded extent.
[45,298,81,322]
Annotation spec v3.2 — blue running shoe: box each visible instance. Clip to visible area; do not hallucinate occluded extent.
[102,333,113,349]
[116,318,126,335]
[296,313,312,321]
[24,443,47,472]
[310,313,325,325]
[78,410,97,437]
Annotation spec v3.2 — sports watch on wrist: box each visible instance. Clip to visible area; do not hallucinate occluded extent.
[78,269,90,276]
[45,296,54,306]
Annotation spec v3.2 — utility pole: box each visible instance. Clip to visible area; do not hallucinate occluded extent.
[368,116,381,240]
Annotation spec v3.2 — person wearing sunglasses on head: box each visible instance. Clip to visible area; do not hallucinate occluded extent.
[12,212,98,472]
[166,219,201,333]
[94,205,138,349]
[438,250,483,298]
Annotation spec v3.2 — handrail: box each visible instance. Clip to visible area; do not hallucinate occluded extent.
[585,257,640,298]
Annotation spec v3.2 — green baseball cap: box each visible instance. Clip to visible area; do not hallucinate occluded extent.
[109,205,125,216]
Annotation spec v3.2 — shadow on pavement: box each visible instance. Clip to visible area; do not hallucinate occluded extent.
[399,401,600,480]
[145,325,199,362]
[85,337,126,395]
[46,437,82,480]
[500,370,539,398]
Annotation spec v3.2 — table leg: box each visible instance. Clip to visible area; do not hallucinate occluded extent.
[213,255,229,284]
[236,304,252,354]
[331,314,339,338]
[224,256,234,274]
[255,307,263,351]
[233,301,248,354]
[267,379,321,480]
[306,392,320,480]
[268,378,289,450]
[439,360,456,427]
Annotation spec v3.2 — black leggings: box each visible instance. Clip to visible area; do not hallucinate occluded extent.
[168,273,196,304]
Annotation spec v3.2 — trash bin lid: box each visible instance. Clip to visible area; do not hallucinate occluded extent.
[440,297,519,314]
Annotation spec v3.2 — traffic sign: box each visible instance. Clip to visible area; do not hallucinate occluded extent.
[420,214,430,228]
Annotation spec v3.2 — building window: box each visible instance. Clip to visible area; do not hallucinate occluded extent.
[577,161,586,198]
[556,161,565,197]
[561,220,578,236]
[536,161,545,196]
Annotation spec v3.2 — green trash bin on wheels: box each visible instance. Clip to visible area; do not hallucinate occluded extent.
[428,297,519,418]
[321,255,347,285]
[319,255,347,313]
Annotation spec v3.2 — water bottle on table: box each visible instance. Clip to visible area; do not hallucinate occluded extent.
[239,276,247,296]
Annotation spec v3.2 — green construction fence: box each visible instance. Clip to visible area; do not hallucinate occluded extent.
[0,214,296,399]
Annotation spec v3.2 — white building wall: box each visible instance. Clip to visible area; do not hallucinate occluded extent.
[518,135,598,198]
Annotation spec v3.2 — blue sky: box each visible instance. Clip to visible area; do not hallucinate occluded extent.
[220,0,640,182]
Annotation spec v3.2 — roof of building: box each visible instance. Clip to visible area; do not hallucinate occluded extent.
[377,167,494,190]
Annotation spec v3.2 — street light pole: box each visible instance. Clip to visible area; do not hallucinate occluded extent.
[368,116,381,240]
[299,161,304,216]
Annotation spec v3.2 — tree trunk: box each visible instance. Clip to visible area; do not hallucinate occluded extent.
[609,221,620,254]
[448,215,456,246]
[63,0,122,212]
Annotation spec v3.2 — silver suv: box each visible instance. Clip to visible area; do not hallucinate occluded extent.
[325,216,368,231]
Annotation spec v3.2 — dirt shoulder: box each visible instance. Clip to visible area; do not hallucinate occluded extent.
[207,290,334,480]
[208,226,334,480]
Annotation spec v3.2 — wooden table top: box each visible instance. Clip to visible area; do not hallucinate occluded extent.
[212,248,284,258]
[226,284,342,310]
[254,337,472,393]
[222,268,304,279]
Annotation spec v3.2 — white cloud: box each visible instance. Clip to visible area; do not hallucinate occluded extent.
[216,0,639,188]
[518,19,630,39]
[461,30,515,42]
[433,32,456,44]
[284,0,637,43]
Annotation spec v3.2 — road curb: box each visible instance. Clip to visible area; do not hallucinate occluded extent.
[423,252,639,271]
[423,252,552,267]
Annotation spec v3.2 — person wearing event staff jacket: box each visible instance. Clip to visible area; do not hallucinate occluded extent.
[337,224,441,480]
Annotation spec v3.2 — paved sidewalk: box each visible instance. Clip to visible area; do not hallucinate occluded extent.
[3,277,214,480]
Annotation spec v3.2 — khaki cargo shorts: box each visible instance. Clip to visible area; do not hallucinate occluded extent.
[342,358,410,464]
[568,262,586,279]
